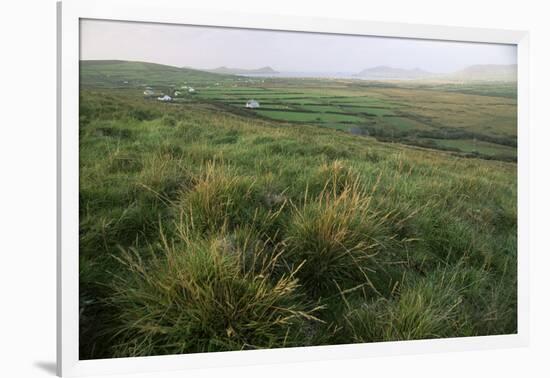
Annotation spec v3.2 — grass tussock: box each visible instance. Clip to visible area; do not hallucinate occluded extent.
[108,229,321,356]
[284,177,398,297]
[178,163,262,233]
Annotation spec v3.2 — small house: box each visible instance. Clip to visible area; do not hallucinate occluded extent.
[157,95,172,102]
[143,89,155,96]
[188,87,196,93]
[245,99,260,109]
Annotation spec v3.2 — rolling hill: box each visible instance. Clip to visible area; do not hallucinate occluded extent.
[78,57,517,360]
[447,64,517,82]
[80,60,232,88]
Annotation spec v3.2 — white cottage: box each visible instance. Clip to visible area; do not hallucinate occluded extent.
[157,95,172,102]
[245,99,260,109]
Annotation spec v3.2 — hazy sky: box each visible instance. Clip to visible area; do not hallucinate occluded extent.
[80,19,517,73]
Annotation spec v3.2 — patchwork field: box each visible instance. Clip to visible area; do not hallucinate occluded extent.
[81,61,517,161]
[189,81,517,161]
[78,61,517,359]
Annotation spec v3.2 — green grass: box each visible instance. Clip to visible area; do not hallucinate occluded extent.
[79,86,517,359]
[80,58,514,159]
[80,60,233,89]
[255,109,364,123]
[428,138,517,158]
[381,116,432,131]
[78,61,517,358]
[107,229,321,356]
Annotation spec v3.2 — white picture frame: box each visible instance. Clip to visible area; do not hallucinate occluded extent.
[57,0,530,376]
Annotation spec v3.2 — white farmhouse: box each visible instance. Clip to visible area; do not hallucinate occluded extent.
[157,95,172,102]
[188,87,196,93]
[245,99,260,109]
[143,89,155,96]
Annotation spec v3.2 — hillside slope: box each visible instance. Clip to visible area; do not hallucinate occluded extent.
[79,88,517,359]
[80,60,232,88]
[448,64,517,82]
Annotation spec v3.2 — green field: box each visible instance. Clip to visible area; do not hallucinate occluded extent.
[81,61,517,161]
[79,61,517,359]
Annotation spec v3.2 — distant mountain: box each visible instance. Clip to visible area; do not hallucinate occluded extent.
[206,66,279,75]
[446,64,517,82]
[355,66,435,80]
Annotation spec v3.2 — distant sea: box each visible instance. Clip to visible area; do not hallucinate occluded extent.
[239,72,358,79]
[239,72,423,80]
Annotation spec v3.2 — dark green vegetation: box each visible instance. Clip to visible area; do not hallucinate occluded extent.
[79,61,517,359]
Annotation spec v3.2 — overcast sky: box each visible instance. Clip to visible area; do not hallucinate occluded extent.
[80,19,517,73]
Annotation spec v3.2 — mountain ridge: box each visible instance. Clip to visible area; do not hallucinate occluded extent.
[206,66,279,75]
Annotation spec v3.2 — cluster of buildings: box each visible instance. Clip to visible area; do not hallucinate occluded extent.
[142,85,196,102]
[142,84,261,109]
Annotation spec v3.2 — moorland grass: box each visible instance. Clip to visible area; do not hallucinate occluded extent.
[79,88,517,359]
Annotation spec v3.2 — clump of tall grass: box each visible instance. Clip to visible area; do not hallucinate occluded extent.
[341,264,485,342]
[135,152,191,203]
[107,228,321,357]
[314,160,359,195]
[178,163,278,235]
[283,176,398,297]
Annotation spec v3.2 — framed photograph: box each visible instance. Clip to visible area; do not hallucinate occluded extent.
[57,0,529,376]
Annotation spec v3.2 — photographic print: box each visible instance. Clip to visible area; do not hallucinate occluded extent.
[78,19,517,360]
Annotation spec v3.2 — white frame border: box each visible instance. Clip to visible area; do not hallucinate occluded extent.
[58,1,530,376]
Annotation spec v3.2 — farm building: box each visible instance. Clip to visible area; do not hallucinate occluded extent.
[188,87,196,93]
[245,99,260,108]
[157,95,172,102]
[143,89,155,96]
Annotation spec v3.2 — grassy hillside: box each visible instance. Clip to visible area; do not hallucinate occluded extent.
[80,60,232,89]
[80,61,517,161]
[79,88,517,359]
